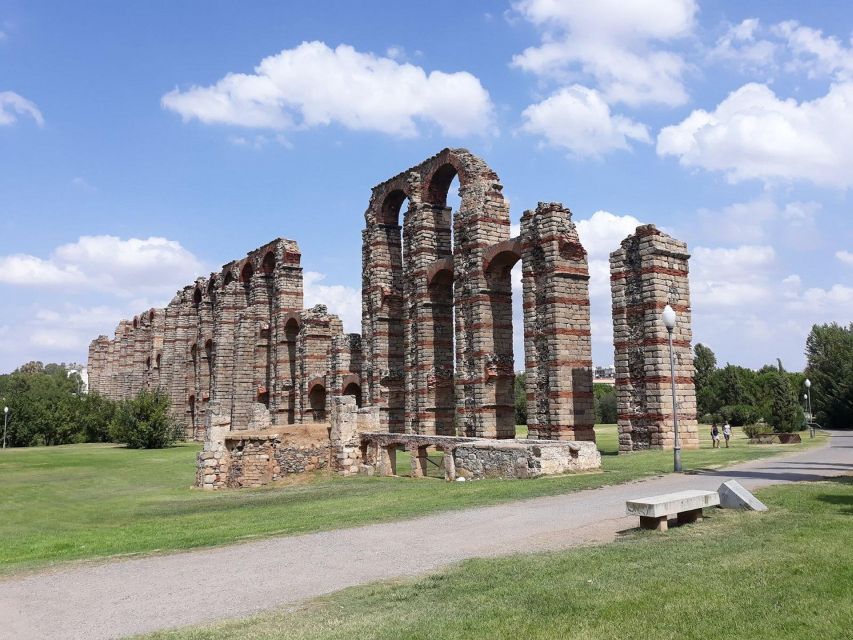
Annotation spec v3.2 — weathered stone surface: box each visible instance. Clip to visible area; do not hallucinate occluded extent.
[718,480,768,511]
[610,225,699,453]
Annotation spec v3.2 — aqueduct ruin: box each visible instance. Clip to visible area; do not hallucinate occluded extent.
[88,148,697,488]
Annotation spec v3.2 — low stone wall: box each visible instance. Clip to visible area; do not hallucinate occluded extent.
[196,424,331,489]
[454,440,600,480]
[355,432,601,481]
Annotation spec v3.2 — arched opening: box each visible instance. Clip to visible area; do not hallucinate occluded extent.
[223,271,236,287]
[379,189,408,225]
[149,309,155,322]
[261,251,275,276]
[188,394,197,439]
[240,262,254,283]
[132,317,138,329]
[207,278,217,306]
[426,163,458,208]
[308,384,326,423]
[193,287,202,306]
[343,382,362,408]
[145,356,151,370]
[204,339,214,399]
[484,245,521,439]
[155,353,161,369]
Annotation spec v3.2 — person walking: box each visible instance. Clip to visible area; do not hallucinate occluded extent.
[711,423,720,449]
[723,421,732,448]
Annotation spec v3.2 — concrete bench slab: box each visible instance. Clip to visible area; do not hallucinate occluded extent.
[626,490,720,531]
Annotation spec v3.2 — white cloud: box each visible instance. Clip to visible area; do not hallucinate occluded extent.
[511,0,696,107]
[658,82,853,188]
[709,19,777,71]
[0,91,43,126]
[0,235,204,297]
[520,85,650,157]
[162,41,496,138]
[690,245,776,307]
[773,21,853,80]
[0,255,85,286]
[576,210,643,258]
[303,271,361,334]
[697,199,820,244]
[836,250,853,266]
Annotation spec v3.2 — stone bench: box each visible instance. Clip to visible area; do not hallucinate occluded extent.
[626,490,720,531]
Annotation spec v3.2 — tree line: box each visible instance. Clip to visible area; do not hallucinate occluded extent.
[0,362,181,448]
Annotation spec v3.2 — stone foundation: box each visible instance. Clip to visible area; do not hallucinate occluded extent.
[355,432,600,481]
[197,424,331,489]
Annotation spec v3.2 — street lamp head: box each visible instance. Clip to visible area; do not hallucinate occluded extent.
[661,304,677,331]
[805,378,811,388]
[3,406,7,414]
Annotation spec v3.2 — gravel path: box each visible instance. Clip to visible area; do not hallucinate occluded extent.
[1,432,850,640]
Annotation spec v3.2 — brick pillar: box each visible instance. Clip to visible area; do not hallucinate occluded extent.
[520,202,595,441]
[403,202,453,435]
[610,225,699,452]
[362,219,405,432]
[271,240,303,424]
[232,270,255,429]
[455,183,515,438]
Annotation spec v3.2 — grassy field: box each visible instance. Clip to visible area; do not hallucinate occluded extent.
[144,476,853,640]
[0,425,825,576]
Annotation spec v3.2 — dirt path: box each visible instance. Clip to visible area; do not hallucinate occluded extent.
[1,432,850,640]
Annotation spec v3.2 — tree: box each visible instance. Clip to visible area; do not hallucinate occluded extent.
[693,343,717,415]
[805,323,853,429]
[593,383,617,424]
[110,390,182,449]
[765,371,802,433]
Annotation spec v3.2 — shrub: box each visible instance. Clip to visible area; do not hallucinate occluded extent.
[514,373,527,425]
[742,423,768,439]
[594,385,617,424]
[110,390,182,449]
[718,404,760,426]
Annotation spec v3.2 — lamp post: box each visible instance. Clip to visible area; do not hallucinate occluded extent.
[805,379,813,438]
[2,406,7,450]
[662,304,681,472]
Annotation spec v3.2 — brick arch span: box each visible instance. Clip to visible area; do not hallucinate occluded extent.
[362,148,514,438]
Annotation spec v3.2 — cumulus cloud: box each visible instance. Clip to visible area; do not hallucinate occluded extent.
[837,250,853,266]
[0,91,43,126]
[657,82,853,188]
[511,0,696,107]
[520,85,651,157]
[162,41,496,138]
[303,271,361,334]
[0,235,204,297]
[691,245,776,307]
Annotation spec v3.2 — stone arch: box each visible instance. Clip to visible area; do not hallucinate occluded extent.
[192,287,202,306]
[307,377,326,422]
[261,251,276,275]
[240,261,254,283]
[223,270,236,287]
[342,381,362,408]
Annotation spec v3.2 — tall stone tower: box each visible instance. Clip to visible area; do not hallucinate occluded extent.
[610,225,698,453]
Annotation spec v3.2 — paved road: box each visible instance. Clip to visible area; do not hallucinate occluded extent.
[1,432,850,640]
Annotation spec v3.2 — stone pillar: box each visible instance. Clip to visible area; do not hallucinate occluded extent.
[520,202,595,441]
[362,217,405,433]
[610,225,698,452]
[454,182,515,438]
[271,240,303,424]
[403,201,453,435]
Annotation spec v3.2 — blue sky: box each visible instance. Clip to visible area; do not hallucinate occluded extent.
[1,0,851,374]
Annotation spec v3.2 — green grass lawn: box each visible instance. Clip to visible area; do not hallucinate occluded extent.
[0,426,825,576]
[143,476,853,640]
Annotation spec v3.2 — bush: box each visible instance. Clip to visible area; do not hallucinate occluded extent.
[743,423,768,439]
[718,404,760,427]
[109,390,182,449]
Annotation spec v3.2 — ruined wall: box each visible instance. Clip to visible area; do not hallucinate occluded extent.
[520,202,595,441]
[610,225,699,452]
[362,148,516,439]
[87,238,327,439]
